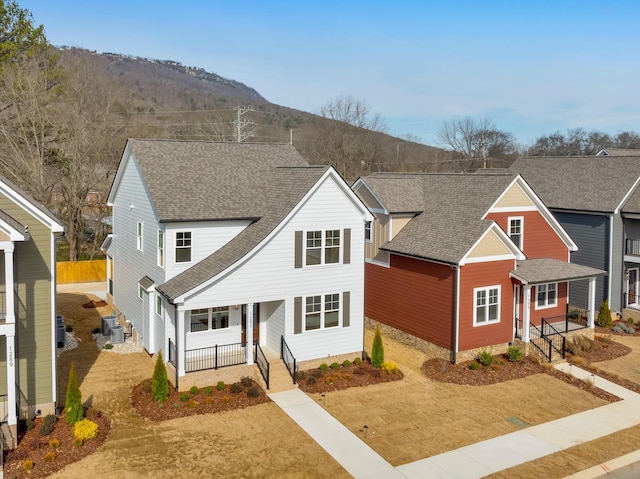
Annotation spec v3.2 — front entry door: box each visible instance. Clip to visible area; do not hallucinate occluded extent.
[514,284,521,338]
[629,268,639,306]
[241,304,260,344]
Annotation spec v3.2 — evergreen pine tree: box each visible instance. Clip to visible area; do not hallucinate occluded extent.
[65,363,83,424]
[151,351,169,402]
[371,324,384,368]
[597,299,612,327]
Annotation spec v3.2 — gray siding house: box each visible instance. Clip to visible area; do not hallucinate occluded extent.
[510,155,640,313]
[0,177,64,448]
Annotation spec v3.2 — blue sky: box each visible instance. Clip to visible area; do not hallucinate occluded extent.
[20,1,640,146]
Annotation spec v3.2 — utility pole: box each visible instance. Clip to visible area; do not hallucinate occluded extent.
[234,106,254,142]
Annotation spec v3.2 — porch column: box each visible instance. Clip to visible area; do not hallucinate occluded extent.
[522,285,531,343]
[588,277,596,329]
[246,303,254,364]
[177,309,185,377]
[5,245,16,426]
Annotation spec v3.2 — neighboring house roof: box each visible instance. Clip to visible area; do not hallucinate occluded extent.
[360,172,519,264]
[157,165,330,302]
[0,176,64,232]
[510,258,606,285]
[509,156,640,213]
[139,276,155,289]
[0,209,28,239]
[596,148,640,156]
[119,139,310,222]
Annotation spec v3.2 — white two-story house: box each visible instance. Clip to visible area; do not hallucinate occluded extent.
[103,140,371,389]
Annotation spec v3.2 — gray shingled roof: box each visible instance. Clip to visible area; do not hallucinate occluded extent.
[156,165,329,302]
[128,140,310,222]
[363,172,517,264]
[0,175,63,231]
[510,258,605,284]
[598,148,640,156]
[509,156,640,213]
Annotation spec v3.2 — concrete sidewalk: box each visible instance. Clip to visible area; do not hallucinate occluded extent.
[270,363,640,479]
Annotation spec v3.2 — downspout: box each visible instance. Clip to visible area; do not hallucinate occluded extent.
[451,264,460,364]
[173,303,179,391]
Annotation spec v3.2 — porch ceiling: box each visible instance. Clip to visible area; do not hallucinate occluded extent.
[509,258,606,285]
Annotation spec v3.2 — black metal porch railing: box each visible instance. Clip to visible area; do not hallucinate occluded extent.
[168,339,177,367]
[254,343,270,390]
[281,335,297,384]
[530,318,567,362]
[626,238,640,256]
[184,342,245,373]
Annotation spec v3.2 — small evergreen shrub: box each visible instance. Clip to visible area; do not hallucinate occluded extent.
[172,403,179,409]
[597,300,612,327]
[74,418,98,441]
[25,418,35,431]
[204,386,214,395]
[246,386,260,398]
[179,392,189,402]
[478,349,494,366]
[49,438,60,449]
[311,369,324,378]
[354,357,362,365]
[22,459,34,471]
[230,382,243,394]
[306,376,317,385]
[103,343,114,350]
[507,346,523,362]
[240,376,253,387]
[330,362,340,370]
[39,414,57,437]
[319,363,328,371]
[628,317,635,324]
[469,362,480,370]
[568,309,580,319]
[44,451,56,462]
[381,360,400,374]
[151,351,169,403]
[189,386,199,396]
[216,381,225,391]
[342,359,351,368]
[65,363,84,424]
[371,325,385,368]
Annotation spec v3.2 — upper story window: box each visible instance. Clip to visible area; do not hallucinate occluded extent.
[136,222,143,251]
[474,286,500,326]
[176,231,192,263]
[508,217,523,250]
[306,230,340,266]
[536,283,557,309]
[157,230,164,267]
[364,221,372,243]
[189,307,229,333]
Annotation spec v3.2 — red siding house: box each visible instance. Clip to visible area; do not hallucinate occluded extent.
[353,172,605,362]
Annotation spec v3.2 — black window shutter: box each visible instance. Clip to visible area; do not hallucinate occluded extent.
[295,231,303,268]
[294,296,302,334]
[343,291,350,327]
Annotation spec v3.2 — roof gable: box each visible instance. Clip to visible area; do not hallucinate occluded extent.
[463,227,518,262]
[0,177,63,233]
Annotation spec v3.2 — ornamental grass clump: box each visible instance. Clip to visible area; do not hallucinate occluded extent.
[74,418,98,441]
[65,363,84,424]
[44,451,56,463]
[151,351,169,403]
[371,325,384,368]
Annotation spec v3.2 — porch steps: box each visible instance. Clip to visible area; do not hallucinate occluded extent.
[265,358,298,393]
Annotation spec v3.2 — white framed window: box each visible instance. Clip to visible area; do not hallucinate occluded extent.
[305,230,341,266]
[474,286,500,326]
[188,306,230,333]
[508,217,523,250]
[364,221,372,243]
[305,293,340,331]
[156,295,162,316]
[536,283,557,309]
[136,221,143,251]
[176,231,192,263]
[157,230,164,267]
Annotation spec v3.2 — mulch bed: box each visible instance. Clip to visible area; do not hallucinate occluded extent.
[131,378,270,421]
[421,337,634,404]
[4,411,110,479]
[297,359,404,394]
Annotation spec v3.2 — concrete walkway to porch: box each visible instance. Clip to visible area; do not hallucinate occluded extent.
[270,363,640,479]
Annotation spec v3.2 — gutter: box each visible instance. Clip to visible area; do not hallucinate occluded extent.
[451,264,460,364]
[174,303,179,391]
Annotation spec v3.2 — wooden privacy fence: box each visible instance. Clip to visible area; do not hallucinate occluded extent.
[56,259,106,284]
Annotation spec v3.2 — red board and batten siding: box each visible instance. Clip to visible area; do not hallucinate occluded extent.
[365,255,454,349]
[485,211,568,260]
[458,260,516,352]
